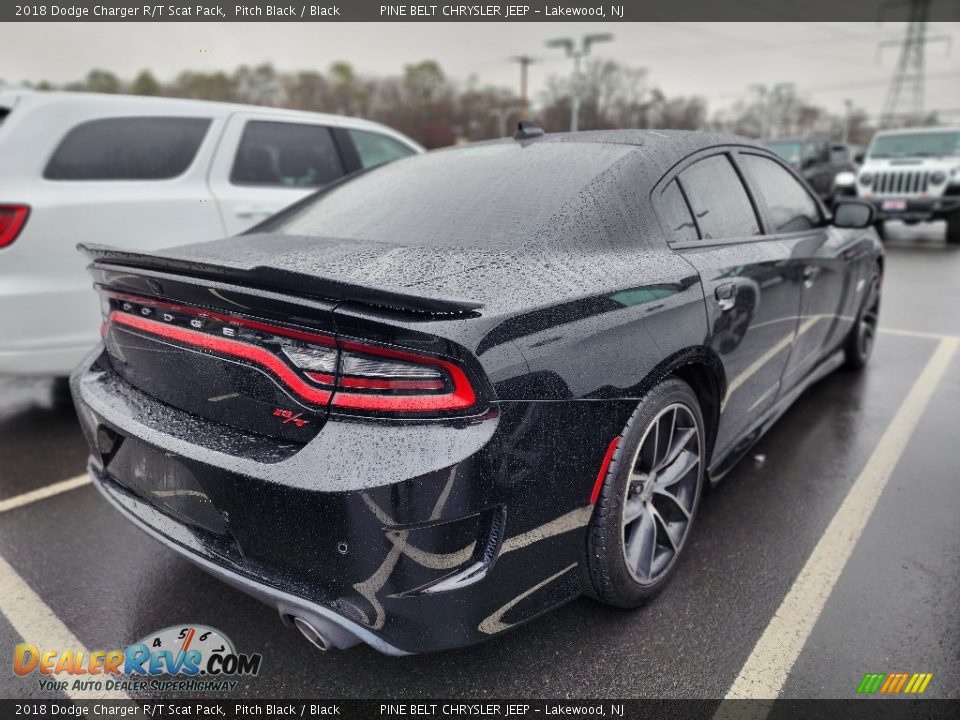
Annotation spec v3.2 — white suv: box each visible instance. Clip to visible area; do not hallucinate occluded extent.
[0,90,423,376]
[836,127,960,243]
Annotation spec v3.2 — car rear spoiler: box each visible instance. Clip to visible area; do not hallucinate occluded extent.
[78,243,484,317]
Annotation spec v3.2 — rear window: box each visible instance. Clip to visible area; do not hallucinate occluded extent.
[678,155,760,240]
[657,180,699,243]
[259,141,634,247]
[347,129,416,169]
[44,117,211,181]
[230,120,345,188]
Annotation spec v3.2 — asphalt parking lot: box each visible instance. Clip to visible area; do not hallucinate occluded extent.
[1,221,958,700]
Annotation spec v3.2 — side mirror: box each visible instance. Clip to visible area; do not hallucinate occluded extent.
[854,151,865,164]
[833,200,875,229]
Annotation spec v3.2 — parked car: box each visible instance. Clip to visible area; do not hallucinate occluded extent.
[764,137,860,202]
[71,127,883,654]
[0,90,423,377]
[833,127,960,243]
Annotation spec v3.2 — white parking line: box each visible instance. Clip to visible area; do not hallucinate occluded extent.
[0,552,130,700]
[878,326,960,341]
[0,473,90,515]
[719,337,958,706]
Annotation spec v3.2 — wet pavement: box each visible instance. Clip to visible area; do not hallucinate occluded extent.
[0,221,958,699]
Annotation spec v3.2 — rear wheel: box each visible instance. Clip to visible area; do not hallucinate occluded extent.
[947,214,960,245]
[587,378,705,607]
[844,274,880,371]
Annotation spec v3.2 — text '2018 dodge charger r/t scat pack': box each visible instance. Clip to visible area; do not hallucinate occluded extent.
[71,128,883,654]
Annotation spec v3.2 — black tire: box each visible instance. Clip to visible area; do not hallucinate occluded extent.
[874,219,886,242]
[587,377,706,608]
[843,273,881,371]
[947,214,960,245]
[51,376,74,407]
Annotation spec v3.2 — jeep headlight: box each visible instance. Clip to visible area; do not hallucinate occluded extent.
[859,172,872,186]
[930,171,947,185]
[834,171,856,188]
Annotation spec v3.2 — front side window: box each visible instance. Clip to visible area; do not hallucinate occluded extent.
[657,180,699,242]
[230,121,345,188]
[348,129,416,169]
[44,117,211,180]
[678,155,760,240]
[740,154,821,233]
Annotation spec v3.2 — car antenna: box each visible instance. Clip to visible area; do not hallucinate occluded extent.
[514,121,545,140]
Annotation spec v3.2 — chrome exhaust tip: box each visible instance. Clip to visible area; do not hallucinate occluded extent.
[293,617,330,652]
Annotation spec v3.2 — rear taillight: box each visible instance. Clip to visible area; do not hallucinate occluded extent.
[0,205,29,248]
[101,290,481,417]
[328,340,476,413]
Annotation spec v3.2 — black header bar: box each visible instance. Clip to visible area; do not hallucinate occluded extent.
[6,0,960,23]
[2,700,960,719]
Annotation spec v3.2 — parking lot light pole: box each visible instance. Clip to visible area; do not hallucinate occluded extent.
[546,33,614,132]
[842,98,853,144]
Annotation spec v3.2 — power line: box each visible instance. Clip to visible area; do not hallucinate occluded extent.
[879,0,953,126]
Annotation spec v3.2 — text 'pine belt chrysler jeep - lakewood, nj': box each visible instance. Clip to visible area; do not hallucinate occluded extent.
[835,127,960,244]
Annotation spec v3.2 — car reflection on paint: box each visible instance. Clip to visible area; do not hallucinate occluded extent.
[71,125,883,654]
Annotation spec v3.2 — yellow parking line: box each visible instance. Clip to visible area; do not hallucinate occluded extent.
[0,474,90,514]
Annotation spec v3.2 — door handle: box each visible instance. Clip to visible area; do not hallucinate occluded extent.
[715,282,737,311]
[235,205,273,219]
[803,265,820,288]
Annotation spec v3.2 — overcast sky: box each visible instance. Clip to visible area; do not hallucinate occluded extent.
[3,22,959,118]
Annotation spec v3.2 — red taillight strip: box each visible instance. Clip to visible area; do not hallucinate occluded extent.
[104,291,480,414]
[0,205,30,249]
[109,312,332,405]
[102,290,335,346]
[590,436,621,505]
[332,339,476,411]
[338,376,445,391]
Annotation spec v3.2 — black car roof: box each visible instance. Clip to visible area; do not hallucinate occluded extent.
[453,128,768,171]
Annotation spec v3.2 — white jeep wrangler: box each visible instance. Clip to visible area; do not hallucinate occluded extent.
[835,127,960,244]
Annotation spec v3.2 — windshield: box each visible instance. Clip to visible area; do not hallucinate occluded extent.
[869,131,960,159]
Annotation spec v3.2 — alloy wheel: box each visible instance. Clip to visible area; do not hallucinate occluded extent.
[621,403,702,586]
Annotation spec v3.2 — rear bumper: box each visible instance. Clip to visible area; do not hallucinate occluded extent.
[72,348,630,653]
[866,194,960,222]
[0,283,100,376]
[92,472,410,655]
[0,342,93,377]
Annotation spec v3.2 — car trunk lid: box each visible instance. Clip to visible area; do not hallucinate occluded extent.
[84,242,490,443]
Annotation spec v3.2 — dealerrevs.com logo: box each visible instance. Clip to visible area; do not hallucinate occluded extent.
[856,672,934,695]
[14,625,262,693]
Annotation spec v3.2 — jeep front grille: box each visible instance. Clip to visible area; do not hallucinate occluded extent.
[872,170,930,195]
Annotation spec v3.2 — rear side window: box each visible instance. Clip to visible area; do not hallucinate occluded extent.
[230,121,345,188]
[678,155,760,240]
[0,108,9,126]
[347,129,416,169]
[740,154,821,233]
[657,180,699,242]
[44,117,210,180]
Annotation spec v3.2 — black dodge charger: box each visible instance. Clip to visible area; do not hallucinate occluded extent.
[71,128,883,655]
